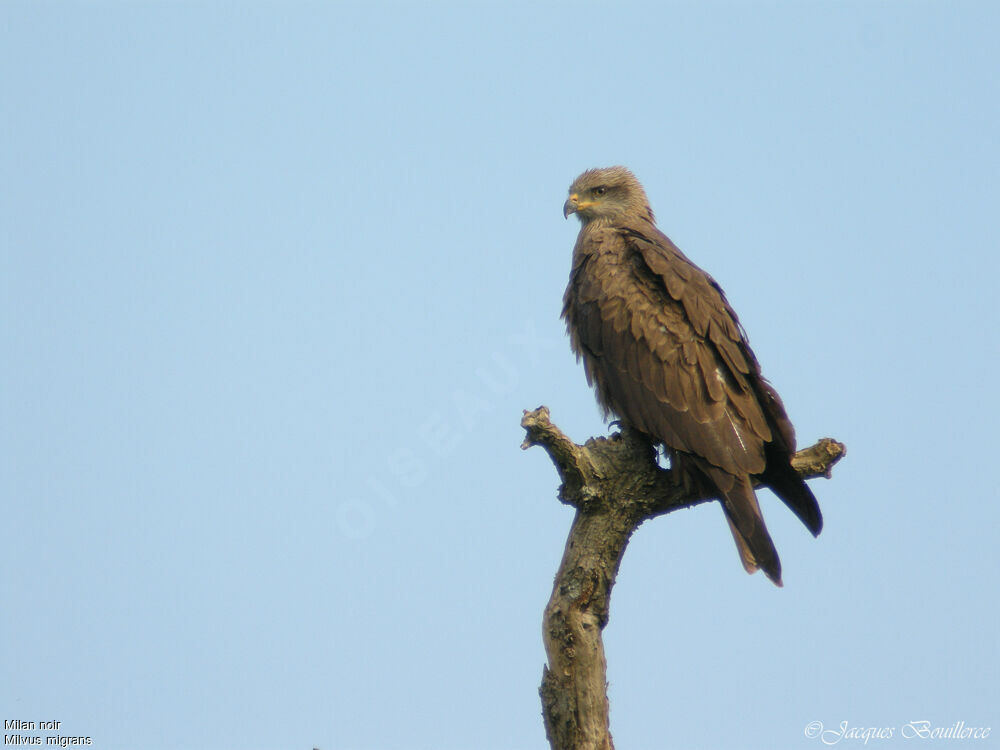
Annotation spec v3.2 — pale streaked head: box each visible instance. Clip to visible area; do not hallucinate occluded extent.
[563,166,655,224]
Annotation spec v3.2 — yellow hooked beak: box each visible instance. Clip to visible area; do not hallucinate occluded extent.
[563,193,597,218]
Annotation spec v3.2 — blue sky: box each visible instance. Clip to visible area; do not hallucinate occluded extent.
[2,2,997,749]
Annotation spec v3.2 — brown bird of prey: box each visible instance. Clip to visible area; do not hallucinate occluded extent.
[562,166,821,586]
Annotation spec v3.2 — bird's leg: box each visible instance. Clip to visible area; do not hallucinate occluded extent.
[668,451,703,497]
[616,424,658,467]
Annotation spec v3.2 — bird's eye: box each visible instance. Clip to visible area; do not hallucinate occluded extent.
[593,186,607,196]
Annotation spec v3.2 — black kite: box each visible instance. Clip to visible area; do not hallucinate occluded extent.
[562,166,822,586]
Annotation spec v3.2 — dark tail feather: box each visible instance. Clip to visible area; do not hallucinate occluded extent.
[761,441,823,536]
[720,477,783,587]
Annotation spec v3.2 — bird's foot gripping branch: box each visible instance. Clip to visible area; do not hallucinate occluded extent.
[520,406,845,750]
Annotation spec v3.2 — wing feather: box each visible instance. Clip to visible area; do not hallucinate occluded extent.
[562,219,819,554]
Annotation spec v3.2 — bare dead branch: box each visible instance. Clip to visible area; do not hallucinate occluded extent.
[521,406,846,750]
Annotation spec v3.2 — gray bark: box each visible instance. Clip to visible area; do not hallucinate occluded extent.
[521,406,846,750]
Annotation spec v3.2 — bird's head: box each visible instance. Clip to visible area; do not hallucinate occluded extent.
[563,166,655,224]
